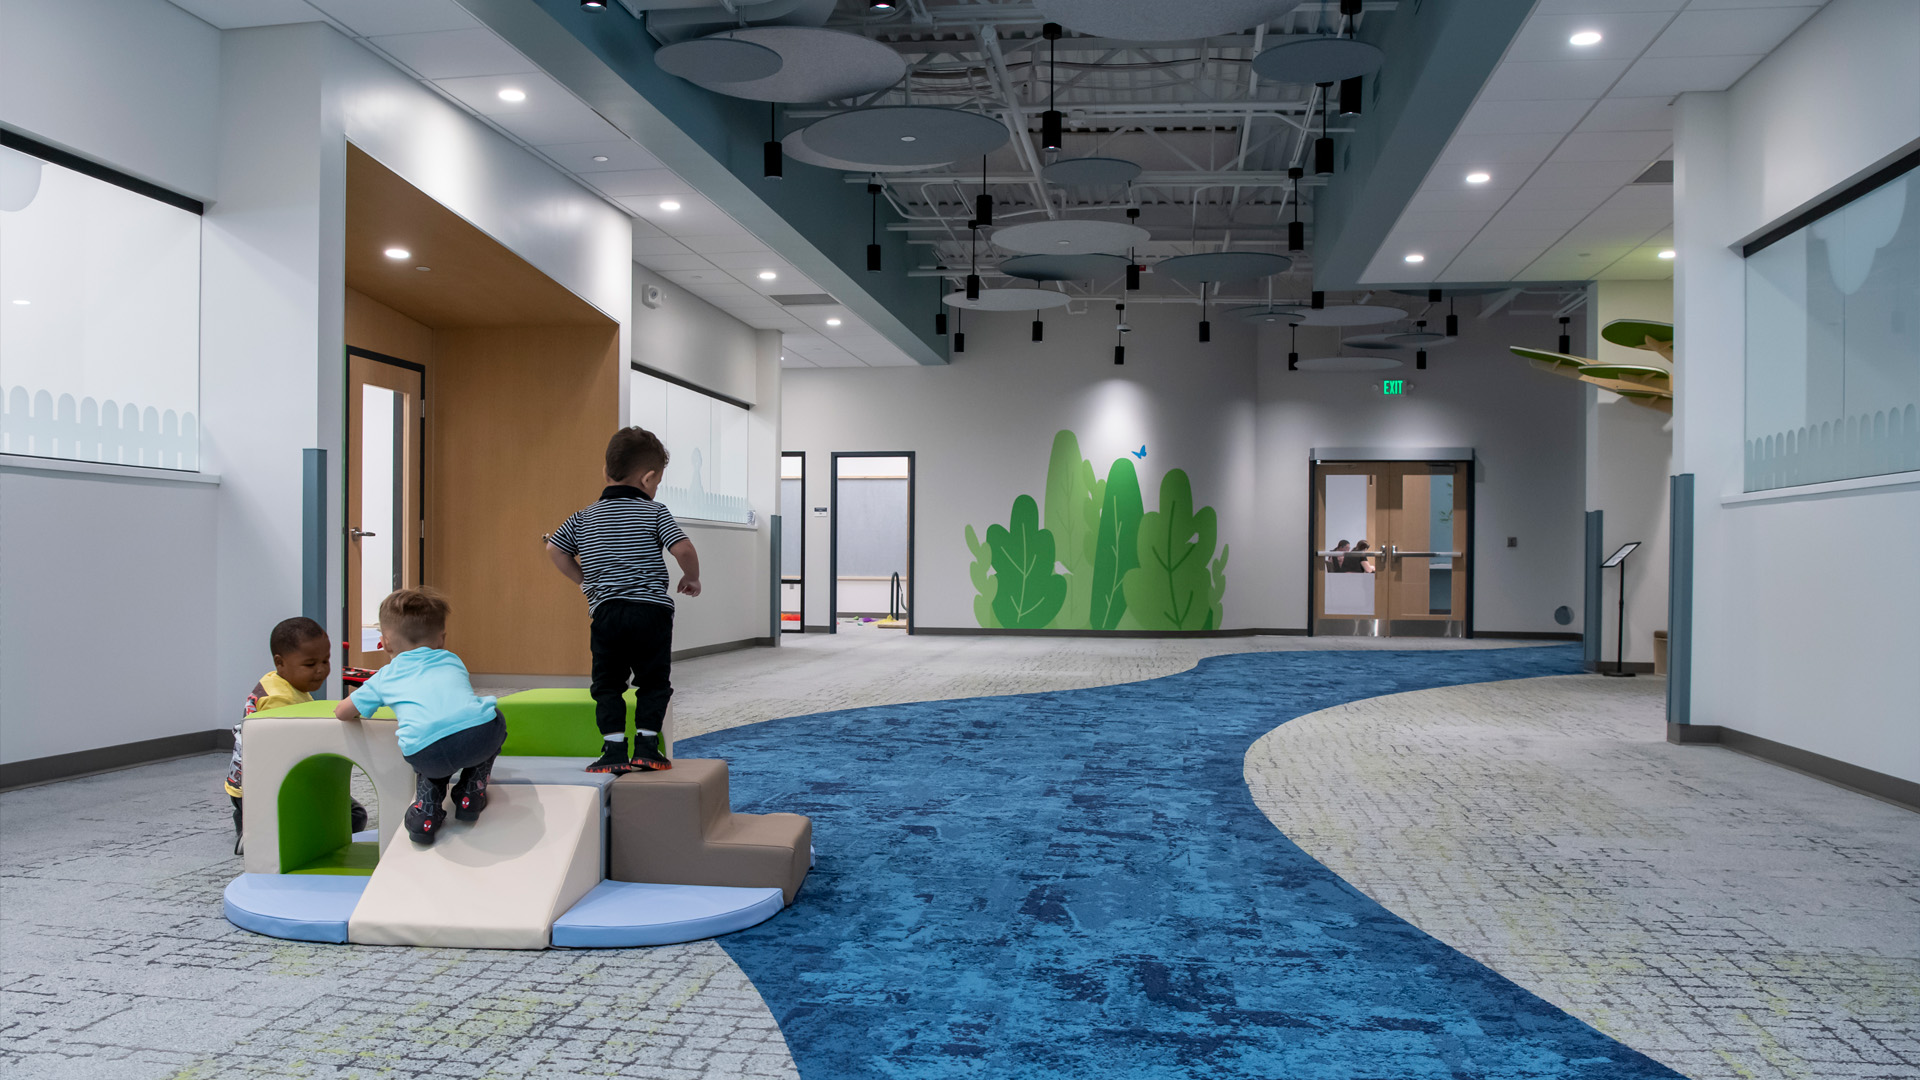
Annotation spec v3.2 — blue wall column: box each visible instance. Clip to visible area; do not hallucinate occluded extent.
[1666,474,1694,725]
[302,447,327,628]
[1583,509,1604,669]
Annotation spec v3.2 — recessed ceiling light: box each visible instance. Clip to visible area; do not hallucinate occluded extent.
[825,318,842,326]
[1465,171,1491,184]
[1658,249,1676,259]
[899,136,917,142]
[758,270,778,281]
[1569,30,1602,47]
[591,155,609,162]
[1404,253,1425,263]
[10,299,28,306]
[658,200,681,211]
[415,266,432,272]
[384,247,410,259]
[497,88,526,102]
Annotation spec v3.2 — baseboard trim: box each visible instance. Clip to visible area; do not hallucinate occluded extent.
[1586,660,1657,674]
[912,627,1311,638]
[1476,630,1582,641]
[672,636,773,661]
[1667,723,1919,812]
[1,729,233,793]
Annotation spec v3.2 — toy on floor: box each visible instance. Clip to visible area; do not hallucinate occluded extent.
[222,690,811,949]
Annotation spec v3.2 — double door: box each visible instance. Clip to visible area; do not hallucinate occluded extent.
[346,351,424,669]
[1313,461,1469,637]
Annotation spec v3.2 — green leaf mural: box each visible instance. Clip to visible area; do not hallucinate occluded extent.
[1123,469,1220,631]
[965,524,1000,629]
[968,430,1223,632]
[987,495,1068,628]
[1090,458,1144,630]
[1043,431,1101,629]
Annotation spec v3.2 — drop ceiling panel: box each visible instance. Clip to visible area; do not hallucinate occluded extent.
[1479,59,1635,101]
[1456,98,1597,136]
[1644,7,1820,56]
[1525,160,1653,189]
[1532,0,1685,12]
[641,254,719,273]
[166,0,320,29]
[1609,53,1766,96]
[632,236,692,258]
[1436,132,1567,166]
[547,141,666,174]
[368,29,535,80]
[1504,12,1676,61]
[1545,130,1673,164]
[305,0,477,36]
[1577,96,1675,132]
[1503,185,1622,213]
[1486,207,1599,232]
[1406,188,1520,215]
[585,169,698,198]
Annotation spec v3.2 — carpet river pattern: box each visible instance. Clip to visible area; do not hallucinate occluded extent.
[684,646,1683,1079]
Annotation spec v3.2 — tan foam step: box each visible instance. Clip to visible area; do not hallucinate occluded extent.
[610,760,811,905]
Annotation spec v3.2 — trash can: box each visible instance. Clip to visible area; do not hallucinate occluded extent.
[1653,630,1668,675]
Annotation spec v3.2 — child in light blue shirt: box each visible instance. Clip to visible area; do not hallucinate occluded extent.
[335,588,502,845]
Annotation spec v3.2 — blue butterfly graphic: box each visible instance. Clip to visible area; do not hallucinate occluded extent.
[1131,445,1147,459]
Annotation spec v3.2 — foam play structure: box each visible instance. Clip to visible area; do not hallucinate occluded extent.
[223,689,811,949]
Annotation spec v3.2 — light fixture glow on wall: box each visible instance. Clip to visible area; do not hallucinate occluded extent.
[1658,249,1676,259]
[497,88,526,102]
[1569,31,1602,47]
[1465,171,1491,184]
[1404,253,1424,263]
[384,247,410,259]
[658,200,681,211]
[758,271,777,281]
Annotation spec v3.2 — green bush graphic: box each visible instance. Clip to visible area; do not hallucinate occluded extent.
[967,431,1224,631]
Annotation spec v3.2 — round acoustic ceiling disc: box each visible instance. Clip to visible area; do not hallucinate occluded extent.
[803,106,1007,167]
[681,27,906,103]
[991,218,1149,255]
[1292,304,1407,327]
[1386,330,1448,345]
[1232,305,1311,324]
[1154,251,1293,286]
[1252,37,1386,85]
[943,288,1076,311]
[654,35,784,83]
[781,128,936,174]
[1000,253,1131,281]
[1036,0,1306,41]
[1041,156,1143,188]
[1297,355,1404,372]
[1343,333,1406,351]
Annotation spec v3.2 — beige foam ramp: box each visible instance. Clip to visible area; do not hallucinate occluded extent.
[348,783,601,949]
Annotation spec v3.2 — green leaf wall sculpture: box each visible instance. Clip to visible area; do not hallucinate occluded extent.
[966,430,1223,631]
[986,495,1068,628]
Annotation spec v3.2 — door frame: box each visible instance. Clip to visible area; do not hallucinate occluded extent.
[1307,452,1476,639]
[781,450,806,634]
[828,450,916,635]
[344,347,427,667]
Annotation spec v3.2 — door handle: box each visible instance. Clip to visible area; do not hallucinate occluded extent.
[349,528,377,539]
[1393,550,1460,558]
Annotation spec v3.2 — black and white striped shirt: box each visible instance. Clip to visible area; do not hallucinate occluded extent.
[548,486,690,612]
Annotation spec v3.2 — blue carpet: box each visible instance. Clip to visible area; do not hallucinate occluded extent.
[682,646,1682,1079]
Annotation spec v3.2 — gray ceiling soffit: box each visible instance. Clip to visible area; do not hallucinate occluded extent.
[453,0,945,366]
[1309,0,1535,291]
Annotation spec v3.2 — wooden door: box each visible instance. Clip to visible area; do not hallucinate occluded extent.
[1379,462,1468,637]
[346,353,423,669]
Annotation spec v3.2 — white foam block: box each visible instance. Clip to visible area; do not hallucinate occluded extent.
[348,783,602,950]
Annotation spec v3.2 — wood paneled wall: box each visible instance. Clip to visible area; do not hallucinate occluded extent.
[345,289,433,364]
[428,326,621,675]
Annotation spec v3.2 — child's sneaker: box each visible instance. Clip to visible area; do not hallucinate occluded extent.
[452,762,493,821]
[628,734,672,773]
[404,777,446,844]
[586,744,633,774]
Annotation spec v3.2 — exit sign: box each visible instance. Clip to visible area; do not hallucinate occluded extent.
[1381,379,1405,395]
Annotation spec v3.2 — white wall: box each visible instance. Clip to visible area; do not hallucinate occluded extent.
[0,0,221,199]
[1675,0,1920,782]
[1586,280,1673,665]
[0,465,218,762]
[783,298,1586,634]
[632,264,760,406]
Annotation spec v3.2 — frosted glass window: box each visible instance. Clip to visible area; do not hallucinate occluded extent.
[0,147,201,470]
[1322,473,1374,616]
[630,369,752,523]
[1744,166,1920,490]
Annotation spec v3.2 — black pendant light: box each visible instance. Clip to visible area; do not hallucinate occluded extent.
[1198,283,1211,343]
[1339,76,1363,116]
[1416,348,1428,370]
[1288,322,1300,371]
[1041,23,1064,151]
[966,222,981,300]
[867,182,883,273]
[763,103,782,180]
[1558,316,1572,355]
[1287,167,1304,252]
[1311,290,1325,309]
[1114,302,1126,364]
[935,310,948,336]
[1314,84,1335,175]
[1032,311,1044,342]
[975,156,994,227]
[954,309,965,353]
[1446,296,1459,337]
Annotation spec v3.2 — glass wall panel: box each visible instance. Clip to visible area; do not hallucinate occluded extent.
[0,147,201,470]
[629,369,753,522]
[1744,166,1920,490]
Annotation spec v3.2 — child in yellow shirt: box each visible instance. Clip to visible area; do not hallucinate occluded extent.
[227,618,364,846]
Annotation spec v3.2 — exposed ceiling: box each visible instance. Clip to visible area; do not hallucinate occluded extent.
[165,0,917,367]
[1363,0,1828,286]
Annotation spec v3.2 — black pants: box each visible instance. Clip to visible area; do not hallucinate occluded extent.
[590,599,674,741]
[403,714,506,783]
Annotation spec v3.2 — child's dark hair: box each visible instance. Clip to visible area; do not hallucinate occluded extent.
[378,588,451,644]
[606,427,669,482]
[269,616,327,658]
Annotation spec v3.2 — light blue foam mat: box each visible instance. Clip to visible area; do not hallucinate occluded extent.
[491,757,615,801]
[550,880,785,948]
[224,874,369,944]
